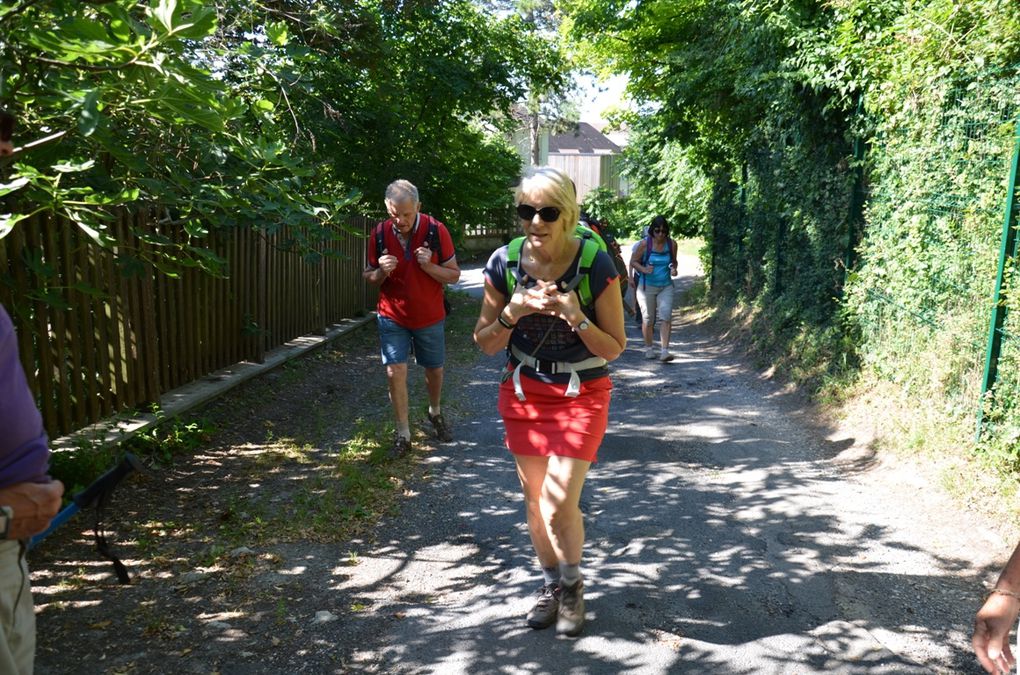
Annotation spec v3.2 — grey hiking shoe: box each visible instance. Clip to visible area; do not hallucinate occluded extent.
[428,413,453,442]
[556,580,585,636]
[389,435,412,459]
[526,583,560,630]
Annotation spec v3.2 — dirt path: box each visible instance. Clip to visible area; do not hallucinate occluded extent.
[30,256,1014,674]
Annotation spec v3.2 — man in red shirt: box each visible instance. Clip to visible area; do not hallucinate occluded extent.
[364,180,461,456]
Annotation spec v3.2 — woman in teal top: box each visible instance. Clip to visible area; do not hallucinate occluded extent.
[630,215,679,361]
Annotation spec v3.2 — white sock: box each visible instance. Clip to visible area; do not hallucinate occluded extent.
[396,423,411,440]
[428,405,441,417]
[559,563,582,587]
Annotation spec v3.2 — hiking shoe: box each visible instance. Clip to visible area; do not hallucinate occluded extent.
[389,435,412,459]
[527,583,560,630]
[556,580,585,636]
[660,352,675,362]
[645,347,658,359]
[428,413,453,442]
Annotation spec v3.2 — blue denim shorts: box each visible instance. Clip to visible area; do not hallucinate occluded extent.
[377,315,446,368]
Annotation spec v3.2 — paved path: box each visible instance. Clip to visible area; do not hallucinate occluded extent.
[328,255,1003,673]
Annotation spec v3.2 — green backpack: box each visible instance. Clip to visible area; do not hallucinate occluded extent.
[505,225,606,307]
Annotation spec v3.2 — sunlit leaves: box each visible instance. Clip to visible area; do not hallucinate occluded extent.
[2,0,571,282]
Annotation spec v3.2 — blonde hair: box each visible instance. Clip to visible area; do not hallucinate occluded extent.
[515,166,578,227]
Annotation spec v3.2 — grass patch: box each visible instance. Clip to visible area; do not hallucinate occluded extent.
[689,291,1020,531]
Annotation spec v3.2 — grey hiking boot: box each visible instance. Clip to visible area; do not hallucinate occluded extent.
[526,583,560,630]
[428,413,453,442]
[556,580,585,636]
[389,434,412,459]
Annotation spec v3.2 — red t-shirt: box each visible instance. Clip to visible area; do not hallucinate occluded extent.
[367,214,455,328]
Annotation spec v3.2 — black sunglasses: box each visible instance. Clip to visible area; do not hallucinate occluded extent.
[517,204,561,222]
[651,227,667,233]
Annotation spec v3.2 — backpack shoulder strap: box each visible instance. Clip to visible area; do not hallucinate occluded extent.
[425,215,441,252]
[505,236,526,298]
[373,222,386,265]
[641,235,654,265]
[573,237,601,307]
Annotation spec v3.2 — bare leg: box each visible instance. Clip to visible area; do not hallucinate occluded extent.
[515,455,557,567]
[424,366,444,411]
[540,455,590,565]
[514,454,591,566]
[386,363,409,432]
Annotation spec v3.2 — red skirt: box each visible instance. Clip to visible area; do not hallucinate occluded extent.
[498,372,612,463]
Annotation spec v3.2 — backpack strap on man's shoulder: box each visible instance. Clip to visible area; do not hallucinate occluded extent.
[425,215,441,252]
[373,222,386,265]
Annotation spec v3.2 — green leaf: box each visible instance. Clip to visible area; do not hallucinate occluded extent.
[0,178,30,198]
[255,99,276,112]
[0,213,29,239]
[70,282,108,300]
[174,6,217,39]
[68,211,115,248]
[152,0,178,32]
[267,22,289,47]
[79,90,101,136]
[52,159,96,174]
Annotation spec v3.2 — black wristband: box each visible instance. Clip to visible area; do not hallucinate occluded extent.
[497,312,516,330]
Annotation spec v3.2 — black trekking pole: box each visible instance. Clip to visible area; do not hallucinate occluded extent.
[29,452,145,583]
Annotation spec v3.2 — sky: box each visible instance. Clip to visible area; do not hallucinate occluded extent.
[576,73,630,124]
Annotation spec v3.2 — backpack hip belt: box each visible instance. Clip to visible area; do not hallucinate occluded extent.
[509,343,607,401]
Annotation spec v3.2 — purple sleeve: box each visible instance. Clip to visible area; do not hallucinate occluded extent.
[0,305,51,487]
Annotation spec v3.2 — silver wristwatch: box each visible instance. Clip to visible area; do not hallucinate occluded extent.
[0,506,13,539]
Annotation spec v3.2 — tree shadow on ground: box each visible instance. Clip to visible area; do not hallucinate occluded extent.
[29,282,997,674]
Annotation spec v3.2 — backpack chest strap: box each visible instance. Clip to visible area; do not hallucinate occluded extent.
[508,343,607,400]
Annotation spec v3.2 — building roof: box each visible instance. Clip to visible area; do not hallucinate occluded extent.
[548,122,621,155]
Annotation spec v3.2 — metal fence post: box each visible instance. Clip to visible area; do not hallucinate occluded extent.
[977,114,1020,437]
[844,96,867,293]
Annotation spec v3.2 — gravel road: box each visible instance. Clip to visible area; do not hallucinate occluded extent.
[32,251,1012,674]
[332,253,1008,674]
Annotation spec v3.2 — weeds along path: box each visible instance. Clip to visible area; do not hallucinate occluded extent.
[30,256,1007,674]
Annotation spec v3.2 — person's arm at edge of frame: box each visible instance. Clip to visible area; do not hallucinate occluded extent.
[974,540,1020,673]
[0,307,64,540]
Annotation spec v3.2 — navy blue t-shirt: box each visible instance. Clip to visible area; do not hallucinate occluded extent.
[484,241,619,383]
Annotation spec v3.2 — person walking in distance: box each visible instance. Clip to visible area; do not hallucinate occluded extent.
[630,215,679,362]
[0,303,65,673]
[473,166,626,637]
[363,180,461,457]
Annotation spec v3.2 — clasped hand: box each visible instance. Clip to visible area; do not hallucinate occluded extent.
[508,278,580,323]
[377,246,433,276]
[0,480,64,540]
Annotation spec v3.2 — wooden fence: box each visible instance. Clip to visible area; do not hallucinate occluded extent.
[0,211,373,440]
